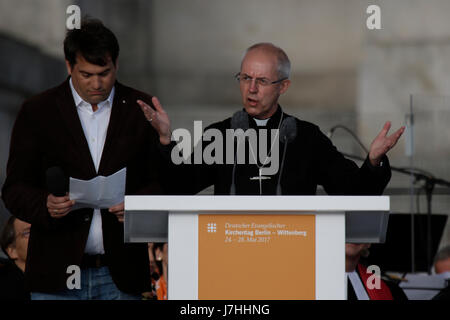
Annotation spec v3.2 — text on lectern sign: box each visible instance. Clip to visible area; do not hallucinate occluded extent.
[199,214,315,300]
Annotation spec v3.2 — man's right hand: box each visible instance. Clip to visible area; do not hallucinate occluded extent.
[137,97,172,145]
[47,193,75,218]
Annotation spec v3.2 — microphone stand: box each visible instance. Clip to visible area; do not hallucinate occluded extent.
[329,124,450,274]
[340,152,450,274]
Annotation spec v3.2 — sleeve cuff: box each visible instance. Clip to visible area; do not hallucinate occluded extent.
[365,155,389,171]
[157,141,176,160]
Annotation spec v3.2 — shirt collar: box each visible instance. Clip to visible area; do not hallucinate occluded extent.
[253,118,270,126]
[69,77,115,110]
[248,105,283,129]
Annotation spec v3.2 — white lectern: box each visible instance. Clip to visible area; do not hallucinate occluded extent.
[124,195,389,300]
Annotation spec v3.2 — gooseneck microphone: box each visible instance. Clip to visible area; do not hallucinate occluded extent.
[46,167,68,197]
[276,117,297,195]
[229,111,249,195]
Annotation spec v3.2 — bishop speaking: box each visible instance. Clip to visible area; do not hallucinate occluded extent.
[138,42,404,196]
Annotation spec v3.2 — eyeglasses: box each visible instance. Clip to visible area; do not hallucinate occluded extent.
[235,73,287,87]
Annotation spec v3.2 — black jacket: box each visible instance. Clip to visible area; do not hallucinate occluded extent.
[0,258,30,300]
[2,79,165,293]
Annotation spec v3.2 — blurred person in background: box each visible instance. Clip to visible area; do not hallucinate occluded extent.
[346,243,407,300]
[433,245,450,274]
[0,216,31,300]
[142,243,169,300]
[147,242,168,300]
[432,246,450,300]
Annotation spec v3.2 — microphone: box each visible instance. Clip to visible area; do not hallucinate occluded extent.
[277,117,297,195]
[327,128,335,139]
[279,117,297,144]
[46,167,68,197]
[230,111,249,195]
[230,110,249,131]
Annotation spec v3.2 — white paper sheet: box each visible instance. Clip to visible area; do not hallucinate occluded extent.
[69,167,126,210]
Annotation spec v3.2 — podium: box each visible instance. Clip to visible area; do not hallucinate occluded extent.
[124,195,389,300]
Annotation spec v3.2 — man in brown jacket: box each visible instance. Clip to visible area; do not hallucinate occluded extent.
[2,19,164,299]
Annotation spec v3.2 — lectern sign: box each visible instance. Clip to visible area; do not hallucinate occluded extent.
[198,214,315,299]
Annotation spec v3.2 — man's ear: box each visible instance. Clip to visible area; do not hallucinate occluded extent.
[65,60,73,76]
[114,59,119,72]
[6,246,18,260]
[279,79,291,95]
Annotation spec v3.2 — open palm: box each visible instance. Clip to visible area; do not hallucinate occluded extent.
[369,121,405,166]
[137,97,171,145]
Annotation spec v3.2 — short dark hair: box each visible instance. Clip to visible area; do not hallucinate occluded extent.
[0,216,16,259]
[64,18,120,68]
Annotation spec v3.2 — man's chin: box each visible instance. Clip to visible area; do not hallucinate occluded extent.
[87,96,107,105]
[243,105,260,117]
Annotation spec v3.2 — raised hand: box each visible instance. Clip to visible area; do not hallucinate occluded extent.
[137,97,171,145]
[369,121,405,166]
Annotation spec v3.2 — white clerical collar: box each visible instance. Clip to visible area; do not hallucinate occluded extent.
[69,77,115,110]
[253,117,270,126]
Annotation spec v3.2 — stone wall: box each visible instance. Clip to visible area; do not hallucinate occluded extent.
[358,0,450,250]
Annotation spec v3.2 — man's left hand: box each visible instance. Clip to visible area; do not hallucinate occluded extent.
[369,121,405,166]
[109,202,124,223]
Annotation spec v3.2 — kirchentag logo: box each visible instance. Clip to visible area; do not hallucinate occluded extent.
[207,223,217,233]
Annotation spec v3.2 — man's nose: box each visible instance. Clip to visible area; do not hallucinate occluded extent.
[249,79,258,93]
[92,76,102,90]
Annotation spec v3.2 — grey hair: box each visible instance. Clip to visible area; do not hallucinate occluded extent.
[241,42,291,79]
[434,245,450,263]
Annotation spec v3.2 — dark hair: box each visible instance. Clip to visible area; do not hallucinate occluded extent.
[64,18,120,68]
[0,216,17,259]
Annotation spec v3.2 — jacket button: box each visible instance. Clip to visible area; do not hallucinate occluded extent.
[84,215,90,222]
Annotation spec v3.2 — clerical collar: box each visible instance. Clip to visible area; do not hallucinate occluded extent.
[249,105,283,128]
[253,118,270,126]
